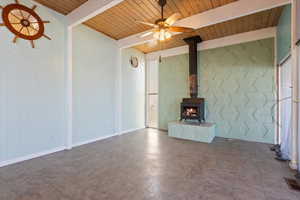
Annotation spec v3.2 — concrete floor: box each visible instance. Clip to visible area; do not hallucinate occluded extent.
[0,128,299,200]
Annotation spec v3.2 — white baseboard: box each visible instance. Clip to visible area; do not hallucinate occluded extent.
[0,146,66,168]
[118,127,145,135]
[72,133,118,148]
[0,128,145,168]
[73,128,146,148]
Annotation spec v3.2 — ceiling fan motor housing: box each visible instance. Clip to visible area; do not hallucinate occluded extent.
[137,0,195,41]
[155,18,166,25]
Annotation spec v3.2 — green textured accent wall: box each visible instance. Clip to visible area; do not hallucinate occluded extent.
[159,54,189,130]
[277,4,291,63]
[159,38,276,144]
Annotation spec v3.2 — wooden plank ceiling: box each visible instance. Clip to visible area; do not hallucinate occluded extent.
[134,7,283,53]
[33,0,88,15]
[32,0,283,54]
[84,0,238,40]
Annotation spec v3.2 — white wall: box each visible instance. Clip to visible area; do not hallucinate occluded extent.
[0,0,146,167]
[72,25,119,145]
[121,48,145,132]
[0,0,66,164]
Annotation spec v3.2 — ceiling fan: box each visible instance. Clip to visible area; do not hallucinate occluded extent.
[136,0,194,41]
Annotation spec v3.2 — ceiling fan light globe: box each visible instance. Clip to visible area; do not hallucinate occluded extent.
[153,32,160,40]
[159,34,165,41]
[165,31,172,39]
[159,30,164,41]
[159,29,165,41]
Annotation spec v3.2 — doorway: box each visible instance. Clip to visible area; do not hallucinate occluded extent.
[146,59,159,128]
[279,55,292,160]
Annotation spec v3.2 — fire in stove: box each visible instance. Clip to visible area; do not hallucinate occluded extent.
[184,107,198,117]
[180,98,205,123]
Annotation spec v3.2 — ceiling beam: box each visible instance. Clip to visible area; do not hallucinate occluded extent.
[117,0,290,49]
[146,27,276,60]
[67,0,124,28]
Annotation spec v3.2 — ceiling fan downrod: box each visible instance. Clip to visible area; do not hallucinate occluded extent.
[158,0,167,19]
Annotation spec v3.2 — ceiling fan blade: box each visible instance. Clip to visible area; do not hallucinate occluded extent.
[136,21,158,28]
[169,26,194,33]
[139,31,154,38]
[165,13,181,26]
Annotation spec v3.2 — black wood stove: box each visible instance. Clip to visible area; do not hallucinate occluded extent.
[180,36,205,123]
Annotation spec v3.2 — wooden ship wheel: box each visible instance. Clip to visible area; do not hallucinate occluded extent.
[0,0,51,48]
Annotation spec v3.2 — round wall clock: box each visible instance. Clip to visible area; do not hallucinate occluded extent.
[130,56,139,68]
[0,0,51,48]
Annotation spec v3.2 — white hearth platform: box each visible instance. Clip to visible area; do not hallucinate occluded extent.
[168,121,215,143]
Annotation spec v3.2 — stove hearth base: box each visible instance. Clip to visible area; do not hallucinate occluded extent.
[168,121,215,143]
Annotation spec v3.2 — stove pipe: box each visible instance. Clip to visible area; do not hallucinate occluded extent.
[183,36,202,98]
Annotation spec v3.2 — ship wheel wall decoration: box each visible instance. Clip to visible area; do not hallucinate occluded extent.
[0,0,51,48]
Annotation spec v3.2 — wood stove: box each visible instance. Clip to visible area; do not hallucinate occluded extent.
[180,36,205,123]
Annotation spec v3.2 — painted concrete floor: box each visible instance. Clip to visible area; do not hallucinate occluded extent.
[0,128,299,200]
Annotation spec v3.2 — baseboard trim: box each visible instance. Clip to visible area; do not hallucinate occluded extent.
[72,133,118,148]
[0,128,146,168]
[0,146,66,168]
[118,127,146,135]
